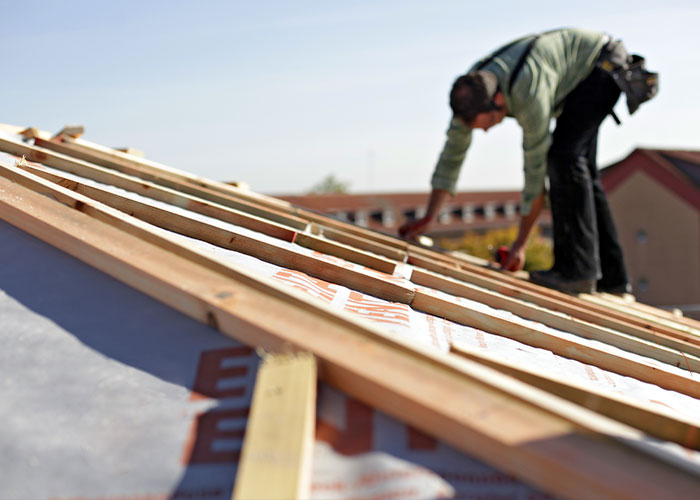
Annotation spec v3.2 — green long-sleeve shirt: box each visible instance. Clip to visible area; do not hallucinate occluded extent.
[430,28,608,215]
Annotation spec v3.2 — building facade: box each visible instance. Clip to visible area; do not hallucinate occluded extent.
[601,149,700,318]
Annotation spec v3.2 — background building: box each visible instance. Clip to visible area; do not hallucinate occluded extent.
[276,190,551,238]
[601,148,700,319]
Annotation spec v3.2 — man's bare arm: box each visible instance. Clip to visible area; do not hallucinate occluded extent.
[503,189,545,271]
[398,188,451,240]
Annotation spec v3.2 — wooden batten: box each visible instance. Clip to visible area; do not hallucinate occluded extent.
[294,206,410,251]
[311,223,407,262]
[447,255,700,345]
[34,133,311,218]
[596,292,697,326]
[411,290,700,399]
[1,165,413,305]
[21,165,396,276]
[0,135,309,231]
[38,133,411,255]
[60,135,295,209]
[411,268,700,368]
[407,252,700,352]
[450,342,700,450]
[2,172,700,498]
[23,164,299,243]
[33,137,309,230]
[581,293,700,338]
[293,232,398,275]
[233,353,317,500]
[53,124,84,139]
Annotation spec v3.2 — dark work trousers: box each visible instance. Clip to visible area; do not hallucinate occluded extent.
[546,66,629,288]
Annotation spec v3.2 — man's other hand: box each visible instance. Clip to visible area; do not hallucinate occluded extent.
[502,243,526,271]
[398,216,432,240]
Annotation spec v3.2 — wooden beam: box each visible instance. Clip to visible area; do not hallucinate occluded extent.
[596,292,691,322]
[411,290,700,399]
[35,137,310,226]
[450,342,700,450]
[21,165,397,276]
[1,165,413,304]
[23,163,299,243]
[46,134,415,255]
[37,135,299,210]
[411,267,700,368]
[310,223,407,262]
[233,353,317,500]
[114,147,145,157]
[53,124,84,139]
[446,256,700,345]
[293,232,398,275]
[408,253,700,351]
[581,293,700,338]
[2,168,700,498]
[0,135,310,231]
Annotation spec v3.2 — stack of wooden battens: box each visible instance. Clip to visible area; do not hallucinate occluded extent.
[1,125,700,499]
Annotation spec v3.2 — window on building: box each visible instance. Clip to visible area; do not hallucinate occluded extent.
[439,207,451,224]
[355,210,368,227]
[504,202,516,219]
[637,277,649,292]
[636,229,648,244]
[484,203,496,220]
[462,204,474,223]
[382,209,395,227]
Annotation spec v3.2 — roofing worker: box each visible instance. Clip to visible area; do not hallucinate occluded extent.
[399,27,657,294]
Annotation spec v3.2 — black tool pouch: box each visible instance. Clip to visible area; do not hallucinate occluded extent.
[597,38,659,115]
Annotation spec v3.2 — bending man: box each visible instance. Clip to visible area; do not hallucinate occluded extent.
[400,27,646,295]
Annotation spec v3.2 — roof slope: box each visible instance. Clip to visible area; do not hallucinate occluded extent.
[2,125,700,500]
[602,148,700,211]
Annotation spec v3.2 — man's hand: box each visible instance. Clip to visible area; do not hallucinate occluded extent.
[502,243,526,271]
[398,216,432,240]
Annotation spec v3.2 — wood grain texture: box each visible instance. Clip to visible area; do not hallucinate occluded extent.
[233,353,316,500]
[411,290,700,399]
[408,253,700,352]
[411,267,700,371]
[4,166,413,305]
[23,164,298,243]
[451,342,700,450]
[20,136,310,230]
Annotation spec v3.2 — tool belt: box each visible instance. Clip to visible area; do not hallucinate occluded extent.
[597,38,659,115]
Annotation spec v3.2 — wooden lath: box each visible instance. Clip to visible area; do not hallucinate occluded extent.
[3,135,410,263]
[31,133,412,250]
[581,292,700,337]
[34,131,700,343]
[2,166,699,499]
[450,342,700,450]
[408,252,700,350]
[18,163,396,274]
[411,290,700,399]
[444,254,700,340]
[5,141,700,383]
[5,126,700,341]
[3,165,412,305]
[0,135,309,231]
[233,353,317,500]
[5,134,700,363]
[411,267,700,369]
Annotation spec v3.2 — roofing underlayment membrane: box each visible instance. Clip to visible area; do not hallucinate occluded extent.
[1,126,700,500]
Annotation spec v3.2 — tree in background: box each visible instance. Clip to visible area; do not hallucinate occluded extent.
[308,174,350,194]
[437,226,553,272]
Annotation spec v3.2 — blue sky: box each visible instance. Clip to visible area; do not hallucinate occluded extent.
[3,1,698,194]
